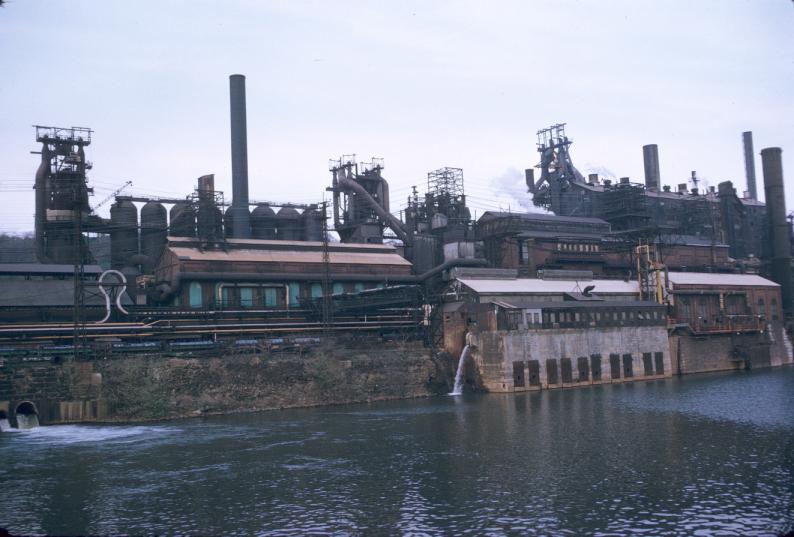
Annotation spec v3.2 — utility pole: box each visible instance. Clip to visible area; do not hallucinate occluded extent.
[320,201,333,335]
[72,183,86,360]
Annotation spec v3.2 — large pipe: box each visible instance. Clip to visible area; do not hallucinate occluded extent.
[743,131,757,200]
[761,147,791,313]
[642,144,660,191]
[335,174,411,244]
[229,74,251,238]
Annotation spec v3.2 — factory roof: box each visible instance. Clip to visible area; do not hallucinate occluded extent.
[491,300,663,310]
[168,246,412,267]
[0,279,130,307]
[658,235,729,248]
[167,236,399,254]
[457,277,639,295]
[666,272,779,288]
[0,263,103,275]
[478,211,609,226]
[516,230,604,240]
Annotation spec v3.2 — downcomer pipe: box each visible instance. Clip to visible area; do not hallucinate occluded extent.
[34,143,52,263]
[229,74,251,238]
[335,174,411,244]
[761,147,792,313]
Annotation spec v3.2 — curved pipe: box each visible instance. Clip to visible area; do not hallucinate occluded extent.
[96,270,130,324]
[335,176,411,244]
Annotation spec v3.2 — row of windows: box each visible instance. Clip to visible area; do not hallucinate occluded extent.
[556,242,600,253]
[512,352,665,388]
[185,281,382,309]
[531,309,663,324]
[501,308,665,331]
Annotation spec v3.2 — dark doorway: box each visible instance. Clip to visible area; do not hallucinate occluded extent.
[591,354,602,381]
[546,359,559,385]
[610,353,621,379]
[513,361,525,388]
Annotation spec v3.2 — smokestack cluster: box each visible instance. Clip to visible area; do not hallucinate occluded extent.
[229,74,251,238]
[642,144,660,191]
[743,131,758,200]
[761,147,792,313]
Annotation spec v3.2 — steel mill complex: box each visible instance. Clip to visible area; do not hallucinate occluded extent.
[1,74,792,427]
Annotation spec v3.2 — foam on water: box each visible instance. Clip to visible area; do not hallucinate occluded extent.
[2,424,180,444]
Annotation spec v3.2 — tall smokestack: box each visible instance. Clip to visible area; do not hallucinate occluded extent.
[642,144,660,191]
[743,131,757,200]
[229,74,251,238]
[761,147,792,314]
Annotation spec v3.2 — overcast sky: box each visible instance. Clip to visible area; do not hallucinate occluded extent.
[1,0,792,233]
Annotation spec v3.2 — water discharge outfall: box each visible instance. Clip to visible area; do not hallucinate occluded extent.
[449,344,469,396]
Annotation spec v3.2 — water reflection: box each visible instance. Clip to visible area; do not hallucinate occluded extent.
[1,368,793,535]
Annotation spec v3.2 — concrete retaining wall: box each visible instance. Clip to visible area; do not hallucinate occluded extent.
[470,325,672,392]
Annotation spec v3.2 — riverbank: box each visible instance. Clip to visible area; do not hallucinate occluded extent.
[2,367,793,535]
[0,339,452,425]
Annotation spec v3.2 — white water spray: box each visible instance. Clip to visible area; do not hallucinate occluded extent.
[449,344,470,396]
[16,413,39,430]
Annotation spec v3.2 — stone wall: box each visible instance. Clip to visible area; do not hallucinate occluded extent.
[0,340,446,426]
[469,325,672,392]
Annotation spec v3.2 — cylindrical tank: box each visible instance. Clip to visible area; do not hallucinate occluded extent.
[302,206,324,241]
[197,204,223,241]
[276,207,302,241]
[169,202,196,237]
[110,200,139,269]
[251,205,277,239]
[224,206,235,238]
[140,202,167,273]
[225,206,251,239]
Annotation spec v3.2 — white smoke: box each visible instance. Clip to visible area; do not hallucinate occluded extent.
[580,162,617,182]
[470,167,549,215]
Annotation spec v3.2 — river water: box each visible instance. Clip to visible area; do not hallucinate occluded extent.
[2,368,794,536]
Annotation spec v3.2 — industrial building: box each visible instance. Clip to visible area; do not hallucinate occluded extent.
[153,236,413,309]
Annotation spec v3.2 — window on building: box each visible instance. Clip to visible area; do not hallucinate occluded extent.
[758,297,766,318]
[288,282,301,306]
[240,287,254,308]
[221,286,233,308]
[188,282,202,309]
[310,283,323,298]
[771,298,779,320]
[354,282,365,293]
[264,287,278,308]
[332,282,344,295]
